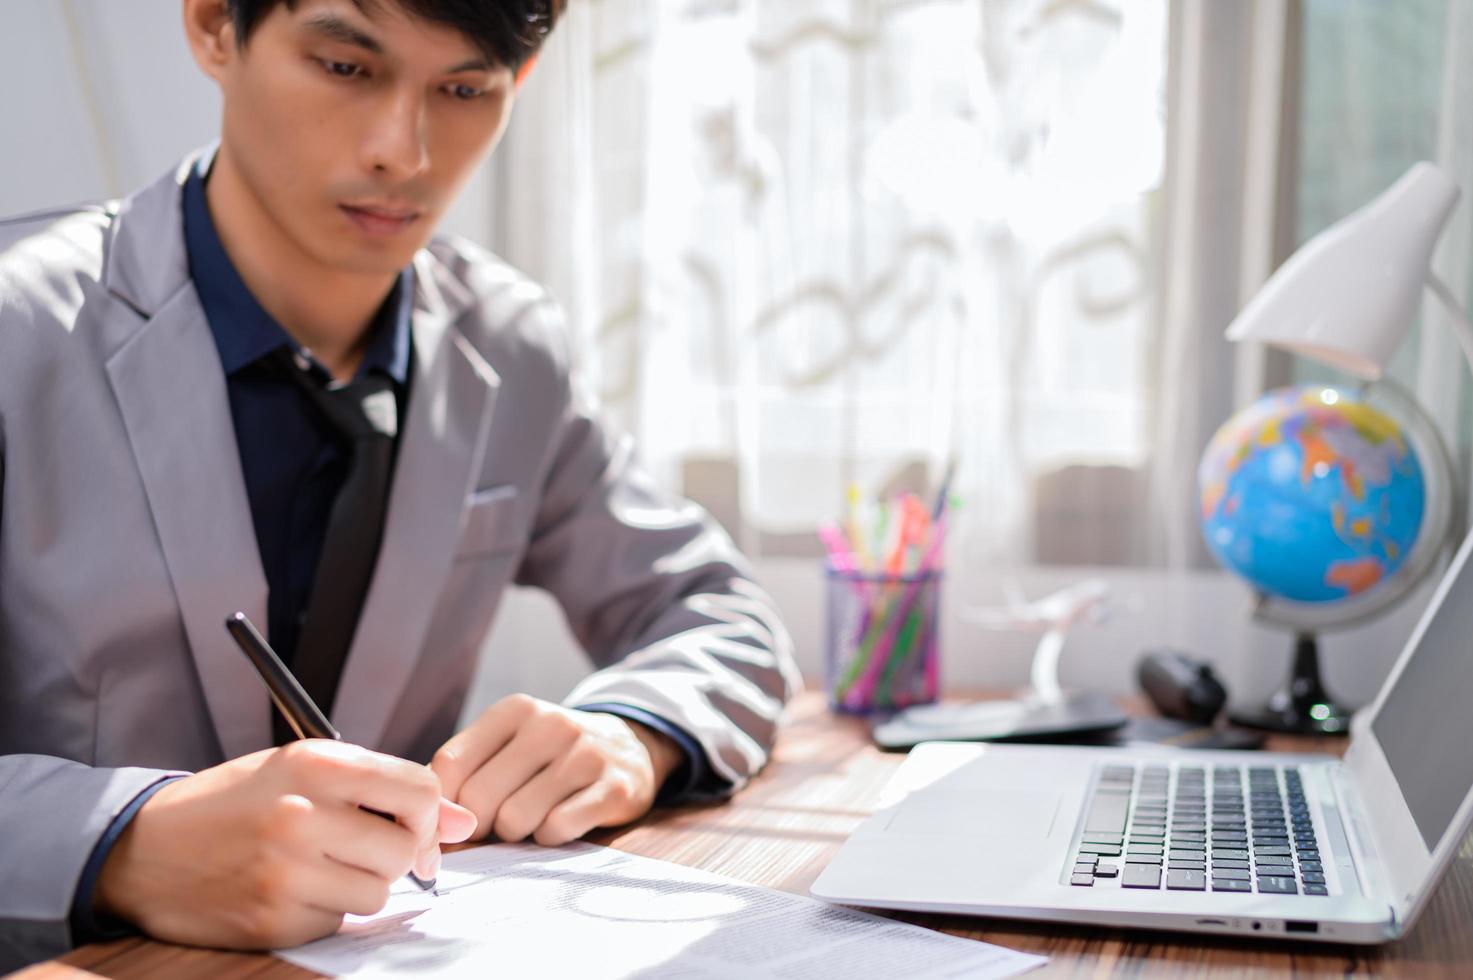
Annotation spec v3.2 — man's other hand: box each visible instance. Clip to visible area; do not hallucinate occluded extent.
[94,741,477,949]
[430,695,685,846]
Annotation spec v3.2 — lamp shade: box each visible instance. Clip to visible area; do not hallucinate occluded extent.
[1225,162,1461,380]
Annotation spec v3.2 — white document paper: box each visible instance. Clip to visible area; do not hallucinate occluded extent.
[276,842,1046,979]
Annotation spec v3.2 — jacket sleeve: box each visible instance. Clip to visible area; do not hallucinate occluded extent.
[513,364,801,797]
[0,755,181,970]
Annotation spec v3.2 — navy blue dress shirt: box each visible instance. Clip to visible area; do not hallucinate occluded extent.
[69,164,711,943]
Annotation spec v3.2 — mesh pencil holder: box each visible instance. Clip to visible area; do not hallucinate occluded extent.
[824,565,942,714]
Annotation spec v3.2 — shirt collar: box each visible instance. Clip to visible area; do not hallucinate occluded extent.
[181,160,413,383]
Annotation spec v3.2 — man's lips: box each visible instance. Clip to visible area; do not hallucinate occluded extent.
[340,203,421,236]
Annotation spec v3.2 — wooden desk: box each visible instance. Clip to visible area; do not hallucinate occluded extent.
[19,693,1473,979]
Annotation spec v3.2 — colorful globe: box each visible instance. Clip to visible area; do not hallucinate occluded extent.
[1198,386,1427,605]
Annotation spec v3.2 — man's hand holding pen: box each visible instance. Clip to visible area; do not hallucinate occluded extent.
[90,616,680,952]
[94,742,477,950]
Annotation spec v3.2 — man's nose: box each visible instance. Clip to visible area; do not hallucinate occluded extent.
[361,88,429,181]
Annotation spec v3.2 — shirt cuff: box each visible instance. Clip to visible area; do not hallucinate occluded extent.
[574,703,720,803]
[69,775,185,945]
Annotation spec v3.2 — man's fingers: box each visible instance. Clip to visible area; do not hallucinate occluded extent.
[438,798,478,843]
[285,742,440,823]
[278,742,443,873]
[532,782,613,846]
[413,843,442,883]
[410,799,477,882]
[429,696,530,800]
[251,906,346,951]
[493,751,599,842]
[314,803,419,882]
[454,730,555,839]
[297,856,395,919]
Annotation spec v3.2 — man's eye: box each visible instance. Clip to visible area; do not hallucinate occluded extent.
[322,60,364,79]
[448,84,486,101]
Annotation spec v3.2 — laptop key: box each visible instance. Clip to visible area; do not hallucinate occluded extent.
[1079,843,1123,856]
[1166,869,1206,890]
[1071,873,1095,886]
[1299,861,1323,873]
[1301,871,1326,884]
[1215,849,1249,861]
[1169,860,1205,872]
[1212,878,1252,892]
[1257,876,1297,894]
[1094,863,1119,877]
[1082,832,1123,845]
[1212,867,1251,880]
[1304,883,1329,896]
[1125,855,1162,865]
[1123,864,1162,888]
[1084,793,1130,834]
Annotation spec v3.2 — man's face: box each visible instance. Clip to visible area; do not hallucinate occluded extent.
[212,0,515,275]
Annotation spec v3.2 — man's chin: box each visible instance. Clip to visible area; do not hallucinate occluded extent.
[314,239,425,278]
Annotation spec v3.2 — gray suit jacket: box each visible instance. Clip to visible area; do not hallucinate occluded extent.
[0,155,800,966]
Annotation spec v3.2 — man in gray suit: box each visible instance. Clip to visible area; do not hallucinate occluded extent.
[0,0,798,968]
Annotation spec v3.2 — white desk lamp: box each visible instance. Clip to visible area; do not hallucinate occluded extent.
[1223,161,1471,731]
[1227,162,1473,377]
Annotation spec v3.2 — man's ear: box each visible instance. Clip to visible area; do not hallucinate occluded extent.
[515,56,538,89]
[181,0,238,84]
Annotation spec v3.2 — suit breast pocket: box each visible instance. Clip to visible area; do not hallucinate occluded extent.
[455,485,525,560]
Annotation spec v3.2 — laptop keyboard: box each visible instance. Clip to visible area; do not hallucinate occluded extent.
[1066,763,1328,895]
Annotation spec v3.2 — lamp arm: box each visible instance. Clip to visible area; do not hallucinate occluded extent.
[1426,273,1473,376]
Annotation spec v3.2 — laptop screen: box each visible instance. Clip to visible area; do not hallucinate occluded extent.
[1369,537,1473,852]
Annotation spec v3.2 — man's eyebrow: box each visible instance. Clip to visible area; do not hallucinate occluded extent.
[302,11,496,74]
[302,12,383,54]
[446,56,495,74]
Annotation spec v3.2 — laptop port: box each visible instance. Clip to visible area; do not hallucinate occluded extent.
[1284,920,1319,934]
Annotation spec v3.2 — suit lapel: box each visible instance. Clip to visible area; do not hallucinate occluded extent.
[332,252,500,750]
[105,287,272,762]
[101,153,273,761]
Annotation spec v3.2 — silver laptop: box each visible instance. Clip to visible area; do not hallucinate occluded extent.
[811,531,1473,944]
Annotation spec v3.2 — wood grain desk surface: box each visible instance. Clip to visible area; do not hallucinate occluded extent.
[17,691,1473,979]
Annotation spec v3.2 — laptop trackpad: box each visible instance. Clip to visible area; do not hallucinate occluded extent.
[887,788,1062,838]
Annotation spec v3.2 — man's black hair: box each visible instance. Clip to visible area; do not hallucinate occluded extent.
[225,0,565,70]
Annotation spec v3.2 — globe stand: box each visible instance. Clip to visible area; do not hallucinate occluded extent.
[1229,632,1352,736]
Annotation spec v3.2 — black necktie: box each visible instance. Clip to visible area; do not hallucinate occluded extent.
[270,350,399,744]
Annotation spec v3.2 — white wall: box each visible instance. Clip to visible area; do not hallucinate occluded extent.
[0,2,216,212]
[1,1,1434,728]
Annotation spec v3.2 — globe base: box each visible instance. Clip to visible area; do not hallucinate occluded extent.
[1228,633,1352,736]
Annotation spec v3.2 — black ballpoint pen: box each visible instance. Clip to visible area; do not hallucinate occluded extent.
[225,611,439,894]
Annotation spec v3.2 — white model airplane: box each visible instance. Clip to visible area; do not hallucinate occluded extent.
[963,579,1111,703]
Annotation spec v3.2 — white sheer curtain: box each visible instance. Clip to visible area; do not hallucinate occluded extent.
[487,0,1168,570]
[476,0,1473,704]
